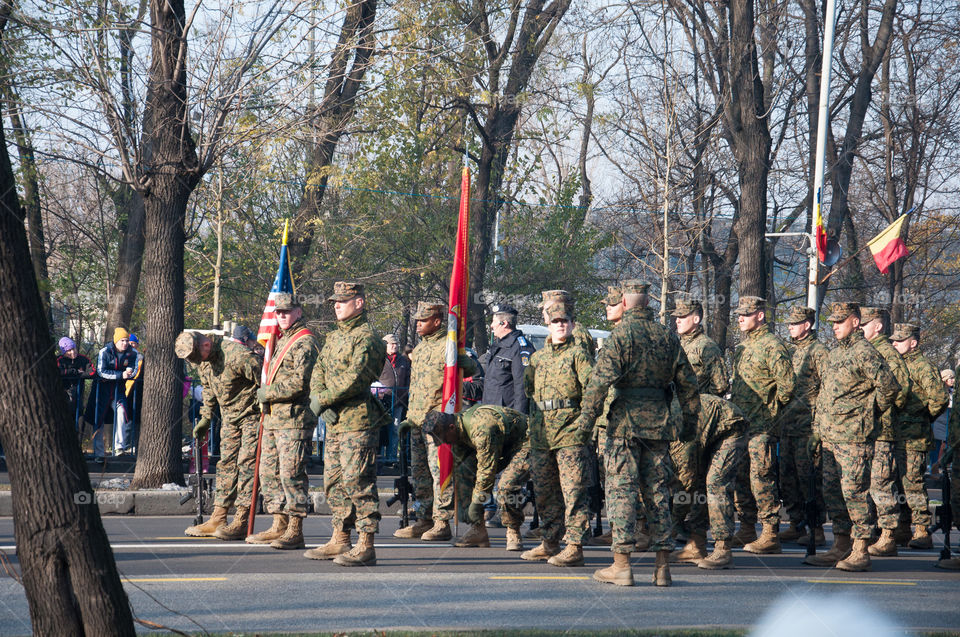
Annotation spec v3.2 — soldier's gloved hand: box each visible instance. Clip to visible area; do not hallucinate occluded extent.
[192,417,211,439]
[321,409,338,427]
[309,393,323,418]
[256,386,269,404]
[807,433,821,457]
[468,502,485,524]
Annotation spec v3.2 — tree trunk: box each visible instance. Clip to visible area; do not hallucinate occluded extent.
[104,184,146,339]
[0,10,135,633]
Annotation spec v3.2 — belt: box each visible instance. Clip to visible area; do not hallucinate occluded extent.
[536,398,579,411]
[619,387,666,399]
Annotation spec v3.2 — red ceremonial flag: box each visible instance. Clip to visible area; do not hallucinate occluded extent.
[814,191,828,263]
[438,166,471,491]
[867,213,910,274]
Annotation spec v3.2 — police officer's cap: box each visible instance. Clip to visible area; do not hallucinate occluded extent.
[491,303,518,317]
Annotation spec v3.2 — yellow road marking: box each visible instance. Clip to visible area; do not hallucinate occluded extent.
[490,576,589,580]
[123,577,227,583]
[807,579,916,586]
[153,537,220,540]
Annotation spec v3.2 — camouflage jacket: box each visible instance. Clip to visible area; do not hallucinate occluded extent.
[899,349,949,450]
[698,393,747,449]
[454,404,528,503]
[407,328,479,426]
[867,334,911,442]
[731,324,795,435]
[524,337,594,450]
[311,311,388,433]
[815,330,899,443]
[577,307,700,441]
[198,335,261,425]
[263,319,319,430]
[572,321,596,359]
[778,332,830,437]
[680,327,729,396]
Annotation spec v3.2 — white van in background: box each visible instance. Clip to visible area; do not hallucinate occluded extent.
[518,324,611,351]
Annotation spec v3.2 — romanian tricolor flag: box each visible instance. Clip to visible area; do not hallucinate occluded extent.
[256,220,295,384]
[438,166,471,491]
[814,190,828,263]
[867,212,910,274]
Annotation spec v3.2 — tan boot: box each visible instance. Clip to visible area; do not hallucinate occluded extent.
[593,552,634,586]
[213,506,250,541]
[270,515,305,550]
[454,523,490,547]
[744,524,782,554]
[185,505,228,537]
[836,538,872,572]
[803,532,852,566]
[421,520,452,541]
[779,522,802,542]
[303,529,352,559]
[505,527,523,551]
[634,531,651,552]
[653,549,672,587]
[334,531,376,566]
[548,544,584,567]
[935,557,960,570]
[697,540,733,570]
[908,525,933,549]
[730,523,757,547]
[796,525,826,547]
[867,529,898,557]
[393,518,432,539]
[245,514,287,544]
[520,540,561,561]
[670,533,707,563]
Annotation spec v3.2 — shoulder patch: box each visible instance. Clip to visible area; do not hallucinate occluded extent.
[521,352,530,366]
[517,335,529,347]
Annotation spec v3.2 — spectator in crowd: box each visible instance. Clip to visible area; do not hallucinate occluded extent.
[56,336,95,438]
[85,327,139,462]
[378,334,411,418]
[932,368,955,475]
[125,333,145,448]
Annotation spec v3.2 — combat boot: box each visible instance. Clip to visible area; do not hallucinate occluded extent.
[697,540,733,570]
[744,524,782,554]
[935,557,960,570]
[803,532,852,566]
[653,549,672,587]
[393,518,432,539]
[894,521,913,546]
[796,525,826,546]
[505,527,523,551]
[303,529,352,559]
[270,515,305,550]
[867,529,898,557]
[635,531,651,552]
[245,514,287,544]
[334,531,376,566]
[184,505,227,537]
[421,520,452,541]
[547,543,584,567]
[593,552,634,586]
[908,525,933,549]
[779,521,802,542]
[454,523,490,547]
[670,533,707,563]
[520,540,561,561]
[213,506,250,541]
[730,523,757,547]
[836,538,871,572]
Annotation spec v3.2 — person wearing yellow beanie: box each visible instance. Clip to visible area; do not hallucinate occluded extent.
[84,327,138,462]
[114,327,130,346]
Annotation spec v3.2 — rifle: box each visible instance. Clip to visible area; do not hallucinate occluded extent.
[930,445,953,562]
[179,438,205,527]
[386,428,414,528]
[589,446,604,537]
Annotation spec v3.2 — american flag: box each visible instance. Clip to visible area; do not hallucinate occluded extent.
[256,220,295,383]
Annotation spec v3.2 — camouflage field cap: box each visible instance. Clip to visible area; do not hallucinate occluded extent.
[540,289,573,308]
[174,331,202,363]
[671,293,703,317]
[413,301,443,320]
[274,292,301,311]
[859,306,884,324]
[327,281,364,302]
[826,301,860,323]
[621,279,650,295]
[604,285,623,306]
[734,296,766,316]
[545,303,572,322]
[891,323,919,342]
[785,305,815,325]
[383,334,398,344]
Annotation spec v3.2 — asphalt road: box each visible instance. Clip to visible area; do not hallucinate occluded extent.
[0,516,957,635]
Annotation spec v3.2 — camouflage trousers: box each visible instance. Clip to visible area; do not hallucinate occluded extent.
[669,440,698,537]
[494,446,530,529]
[870,440,904,530]
[259,427,310,517]
[822,441,875,539]
[895,444,931,526]
[324,428,381,533]
[682,434,746,540]
[530,445,591,546]
[598,436,645,530]
[213,415,259,509]
[409,426,454,521]
[734,433,780,526]
[780,434,826,525]
[455,444,525,526]
[605,436,673,554]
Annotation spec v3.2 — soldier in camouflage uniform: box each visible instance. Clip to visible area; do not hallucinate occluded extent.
[891,323,949,550]
[804,302,899,571]
[304,282,388,566]
[729,296,795,554]
[670,293,729,563]
[540,290,596,358]
[395,301,479,542]
[860,308,912,557]
[575,280,701,587]
[248,293,319,550]
[421,405,528,547]
[522,301,594,566]
[777,305,829,545]
[936,377,960,569]
[176,330,262,540]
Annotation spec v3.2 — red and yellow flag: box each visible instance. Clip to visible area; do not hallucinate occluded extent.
[867,213,910,274]
[438,166,471,490]
[814,193,828,263]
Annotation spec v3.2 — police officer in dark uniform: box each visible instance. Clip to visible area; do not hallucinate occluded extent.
[482,304,535,413]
